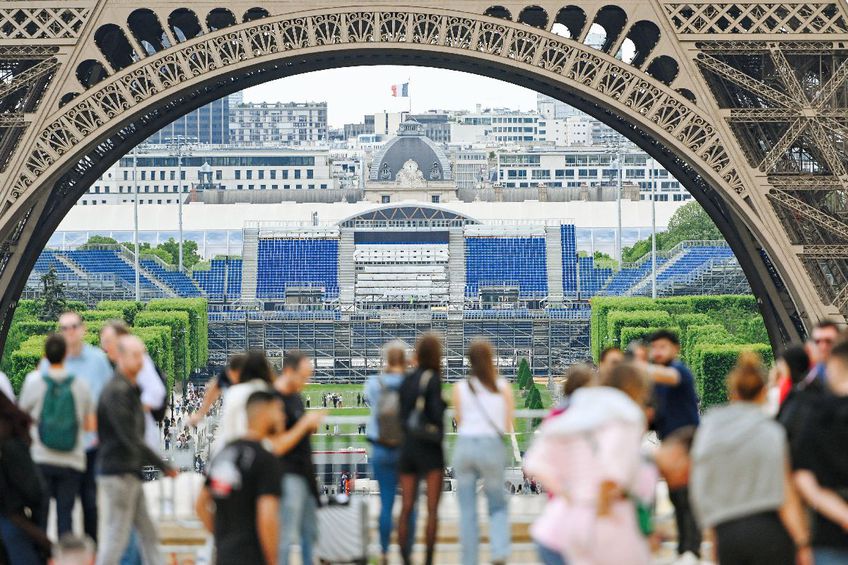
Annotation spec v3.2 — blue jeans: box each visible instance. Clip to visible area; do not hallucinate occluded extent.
[814,548,848,565]
[0,515,43,565]
[37,464,82,537]
[371,443,416,554]
[119,530,142,565]
[279,474,318,565]
[453,436,510,565]
[536,542,568,565]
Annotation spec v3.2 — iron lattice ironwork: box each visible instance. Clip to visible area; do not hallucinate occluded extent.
[1,0,848,348]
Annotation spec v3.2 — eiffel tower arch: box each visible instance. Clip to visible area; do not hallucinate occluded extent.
[2,1,848,348]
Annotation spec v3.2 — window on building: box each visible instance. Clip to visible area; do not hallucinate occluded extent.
[246,170,253,180]
[258,170,264,180]
[307,170,313,179]
[170,171,175,180]
[140,171,146,180]
[216,170,222,180]
[235,170,241,180]
[270,170,276,180]
[320,184,327,189]
[123,171,128,181]
[180,170,186,180]
[382,195,391,203]
[294,170,301,179]
[431,195,440,203]
[282,170,289,179]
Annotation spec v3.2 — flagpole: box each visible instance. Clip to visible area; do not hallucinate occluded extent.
[408,77,411,115]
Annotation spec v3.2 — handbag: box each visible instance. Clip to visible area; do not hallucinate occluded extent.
[405,370,442,444]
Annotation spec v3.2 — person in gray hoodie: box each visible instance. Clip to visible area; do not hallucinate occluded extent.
[690,352,811,565]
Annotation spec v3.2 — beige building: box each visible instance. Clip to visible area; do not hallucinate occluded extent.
[365,120,458,204]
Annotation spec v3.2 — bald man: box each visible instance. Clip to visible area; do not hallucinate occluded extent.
[95,335,176,565]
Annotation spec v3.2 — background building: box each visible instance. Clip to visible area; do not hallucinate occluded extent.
[229,101,328,146]
[145,94,234,145]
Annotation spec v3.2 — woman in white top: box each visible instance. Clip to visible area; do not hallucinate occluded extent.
[451,339,514,565]
[215,350,272,452]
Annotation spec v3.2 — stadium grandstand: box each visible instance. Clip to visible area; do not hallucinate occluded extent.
[27,204,747,380]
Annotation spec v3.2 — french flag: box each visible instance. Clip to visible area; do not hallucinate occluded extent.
[391,82,409,97]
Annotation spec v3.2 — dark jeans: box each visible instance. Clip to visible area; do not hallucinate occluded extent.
[669,486,701,557]
[82,449,98,542]
[37,464,82,537]
[715,511,794,565]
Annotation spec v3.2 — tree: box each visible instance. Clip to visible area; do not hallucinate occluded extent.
[81,235,118,248]
[666,201,723,242]
[38,267,66,322]
[157,238,201,270]
[517,358,532,389]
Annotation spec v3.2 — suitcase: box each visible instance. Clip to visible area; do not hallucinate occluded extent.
[315,495,369,565]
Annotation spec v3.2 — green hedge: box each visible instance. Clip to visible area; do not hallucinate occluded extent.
[134,310,190,383]
[9,334,46,393]
[134,325,175,392]
[620,326,680,350]
[147,298,208,370]
[82,310,123,323]
[683,324,735,367]
[695,343,774,409]
[590,297,665,360]
[96,300,143,324]
[607,310,673,348]
[2,316,54,374]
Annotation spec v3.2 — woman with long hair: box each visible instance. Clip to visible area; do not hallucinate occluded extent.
[216,350,273,450]
[397,333,446,565]
[452,339,514,565]
[0,392,48,564]
[690,352,811,565]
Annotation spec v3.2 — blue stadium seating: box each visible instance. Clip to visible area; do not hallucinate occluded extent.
[578,256,613,297]
[141,259,202,297]
[561,225,577,295]
[658,246,734,284]
[192,258,242,300]
[603,256,669,295]
[465,237,548,297]
[256,238,338,300]
[33,250,74,275]
[65,249,157,290]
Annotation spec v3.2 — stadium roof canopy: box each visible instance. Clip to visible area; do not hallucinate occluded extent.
[338,204,479,229]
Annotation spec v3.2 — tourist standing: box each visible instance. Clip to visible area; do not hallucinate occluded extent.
[19,334,94,537]
[42,312,112,542]
[598,347,624,376]
[196,390,284,565]
[0,393,47,565]
[452,339,514,565]
[524,363,656,565]
[398,333,446,565]
[364,341,416,565]
[646,330,701,562]
[690,352,811,565]
[806,319,839,385]
[273,350,325,565]
[792,337,848,564]
[217,351,273,450]
[95,335,176,565]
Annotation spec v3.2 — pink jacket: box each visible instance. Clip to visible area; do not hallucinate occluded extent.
[524,387,656,565]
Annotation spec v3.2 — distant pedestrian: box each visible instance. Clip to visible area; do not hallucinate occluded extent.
[273,351,325,565]
[197,391,284,565]
[95,336,176,565]
[452,339,514,565]
[690,352,811,565]
[645,330,701,561]
[398,334,446,565]
[19,334,94,537]
[365,341,416,565]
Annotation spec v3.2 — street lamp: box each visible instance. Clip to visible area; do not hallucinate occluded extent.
[616,143,623,265]
[132,146,140,301]
[171,137,194,272]
[650,157,657,299]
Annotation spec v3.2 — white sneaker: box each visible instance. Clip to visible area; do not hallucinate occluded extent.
[672,552,700,565]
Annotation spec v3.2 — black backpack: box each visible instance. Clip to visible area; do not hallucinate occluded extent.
[151,363,168,423]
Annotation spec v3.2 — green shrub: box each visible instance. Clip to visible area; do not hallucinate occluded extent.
[147,298,208,370]
[607,310,673,348]
[2,317,54,374]
[14,300,40,318]
[9,335,46,393]
[683,324,735,368]
[673,313,712,330]
[695,343,773,409]
[517,358,532,389]
[96,300,143,324]
[590,297,663,360]
[134,325,175,391]
[134,310,190,383]
[82,310,123,323]
[620,326,680,350]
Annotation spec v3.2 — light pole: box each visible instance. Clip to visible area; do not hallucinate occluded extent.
[174,139,186,272]
[616,144,622,265]
[132,146,140,301]
[650,157,657,299]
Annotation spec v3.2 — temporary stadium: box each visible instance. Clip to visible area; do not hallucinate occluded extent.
[29,203,748,381]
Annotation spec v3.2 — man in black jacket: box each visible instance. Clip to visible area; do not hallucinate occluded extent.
[95,335,176,565]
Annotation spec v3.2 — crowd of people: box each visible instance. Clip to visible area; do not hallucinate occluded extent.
[3,313,848,565]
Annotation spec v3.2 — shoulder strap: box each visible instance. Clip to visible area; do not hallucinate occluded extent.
[414,370,433,411]
[466,378,504,438]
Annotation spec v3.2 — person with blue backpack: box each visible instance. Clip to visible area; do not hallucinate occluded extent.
[364,341,417,565]
[19,333,95,537]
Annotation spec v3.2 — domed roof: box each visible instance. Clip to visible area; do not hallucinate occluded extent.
[369,119,452,182]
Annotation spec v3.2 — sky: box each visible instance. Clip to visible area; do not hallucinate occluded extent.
[243,66,539,128]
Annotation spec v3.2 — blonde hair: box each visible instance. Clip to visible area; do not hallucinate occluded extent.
[728,351,766,401]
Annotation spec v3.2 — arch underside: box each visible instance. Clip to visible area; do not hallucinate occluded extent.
[0,3,842,350]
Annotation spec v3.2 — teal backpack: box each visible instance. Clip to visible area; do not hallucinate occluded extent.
[39,374,78,452]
